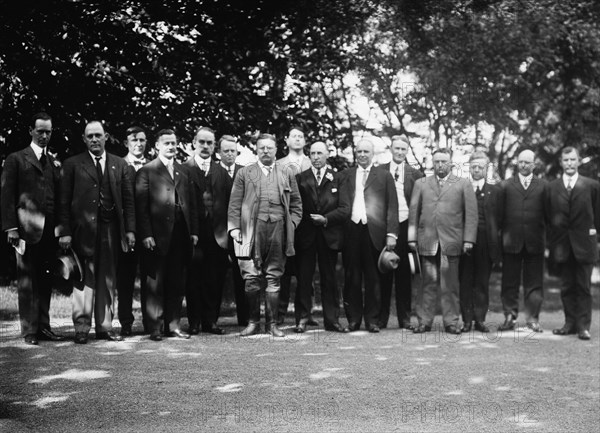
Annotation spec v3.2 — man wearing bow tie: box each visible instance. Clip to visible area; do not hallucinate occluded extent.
[458,151,501,333]
[136,129,199,341]
[294,142,351,333]
[57,121,136,344]
[342,139,399,333]
[547,147,600,341]
[497,149,547,333]
[117,126,148,336]
[408,148,477,335]
[378,134,424,330]
[1,112,64,345]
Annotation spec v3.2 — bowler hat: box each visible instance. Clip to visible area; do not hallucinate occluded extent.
[407,250,421,275]
[55,248,83,285]
[378,248,400,274]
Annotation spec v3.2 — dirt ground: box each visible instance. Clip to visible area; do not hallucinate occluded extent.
[1,307,599,433]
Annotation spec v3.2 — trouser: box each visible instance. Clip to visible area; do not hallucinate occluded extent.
[459,228,492,323]
[558,251,593,332]
[116,247,147,330]
[501,248,544,322]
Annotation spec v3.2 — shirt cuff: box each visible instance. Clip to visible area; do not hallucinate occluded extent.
[386,233,398,240]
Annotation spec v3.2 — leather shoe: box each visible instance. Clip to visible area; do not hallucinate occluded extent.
[306,316,320,326]
[188,326,200,335]
[413,324,431,334]
[474,322,489,333]
[499,314,516,331]
[119,326,132,337]
[169,329,191,339]
[96,331,124,341]
[367,325,380,333]
[24,334,38,345]
[266,324,285,337]
[345,322,360,332]
[295,322,307,333]
[37,328,65,341]
[578,330,591,341]
[150,331,163,341]
[325,323,349,333]
[445,325,461,335]
[461,322,473,333]
[74,333,88,344]
[240,323,261,337]
[202,324,226,335]
[526,322,542,333]
[276,316,285,326]
[552,326,576,336]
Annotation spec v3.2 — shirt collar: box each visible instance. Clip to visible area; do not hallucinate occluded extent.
[358,164,373,173]
[258,161,274,172]
[220,162,234,171]
[158,154,173,168]
[472,178,485,190]
[30,142,45,158]
[89,151,105,162]
[195,155,211,168]
[563,172,578,185]
[518,173,533,184]
[127,153,145,164]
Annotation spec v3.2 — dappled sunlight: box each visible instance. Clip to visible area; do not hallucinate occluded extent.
[532,367,551,373]
[255,353,274,357]
[375,355,388,361]
[302,352,328,356]
[215,383,243,393]
[446,390,464,395]
[30,354,47,359]
[29,392,78,409]
[338,346,357,350]
[496,386,511,391]
[309,368,349,381]
[167,352,203,358]
[468,376,486,384]
[30,368,110,384]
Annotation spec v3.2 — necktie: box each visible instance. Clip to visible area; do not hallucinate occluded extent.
[566,178,572,195]
[202,160,209,175]
[40,150,47,168]
[362,169,368,187]
[167,162,174,179]
[394,165,400,182]
[266,166,272,178]
[523,178,529,190]
[95,157,103,180]
[475,186,481,196]
[316,169,321,185]
[229,167,234,178]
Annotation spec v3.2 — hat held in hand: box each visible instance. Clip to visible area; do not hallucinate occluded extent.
[55,247,83,286]
[378,248,400,274]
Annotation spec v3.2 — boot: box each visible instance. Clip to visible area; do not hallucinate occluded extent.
[265,291,285,338]
[240,288,261,337]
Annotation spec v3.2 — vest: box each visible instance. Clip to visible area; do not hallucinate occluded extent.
[257,169,284,222]
[476,187,486,230]
[42,163,55,217]
[99,166,116,222]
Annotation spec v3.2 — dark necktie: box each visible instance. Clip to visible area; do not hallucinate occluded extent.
[95,157,103,180]
[566,178,573,195]
[394,165,400,182]
[316,169,321,185]
[475,185,481,196]
[40,150,47,168]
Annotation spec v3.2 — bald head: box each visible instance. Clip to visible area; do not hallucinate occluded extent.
[517,149,535,177]
[309,141,329,170]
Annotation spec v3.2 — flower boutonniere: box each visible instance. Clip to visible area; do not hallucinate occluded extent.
[48,152,61,168]
[325,172,334,182]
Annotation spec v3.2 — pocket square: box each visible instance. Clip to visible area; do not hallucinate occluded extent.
[331,188,337,193]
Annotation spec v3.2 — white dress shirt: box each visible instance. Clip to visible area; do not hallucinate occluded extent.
[390,161,409,222]
[563,172,578,190]
[89,151,106,173]
[159,155,174,178]
[351,165,372,224]
[518,173,533,189]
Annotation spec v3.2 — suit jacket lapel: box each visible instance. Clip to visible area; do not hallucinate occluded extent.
[428,175,441,196]
[24,147,44,173]
[364,166,376,190]
[569,176,584,200]
[157,159,174,184]
[306,170,319,207]
[82,154,99,182]
[438,174,457,198]
[173,162,182,188]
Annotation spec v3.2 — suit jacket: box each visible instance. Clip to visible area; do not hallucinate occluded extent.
[477,182,502,263]
[135,158,199,256]
[185,159,229,248]
[546,175,600,264]
[277,154,312,177]
[1,146,60,244]
[57,152,135,257]
[378,161,424,205]
[295,168,351,251]
[344,165,399,251]
[227,161,302,259]
[498,176,546,255]
[408,174,478,256]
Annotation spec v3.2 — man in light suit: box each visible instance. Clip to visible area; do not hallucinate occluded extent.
[228,133,302,337]
[136,129,199,341]
[497,149,546,332]
[1,112,63,345]
[217,135,248,326]
[342,139,399,333]
[117,126,148,336]
[185,127,226,335]
[408,148,477,334]
[57,120,136,344]
[547,147,599,340]
[459,151,501,333]
[276,126,313,324]
[378,134,424,330]
[294,141,351,333]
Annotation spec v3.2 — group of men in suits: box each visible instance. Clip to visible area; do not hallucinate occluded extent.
[2,114,598,344]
